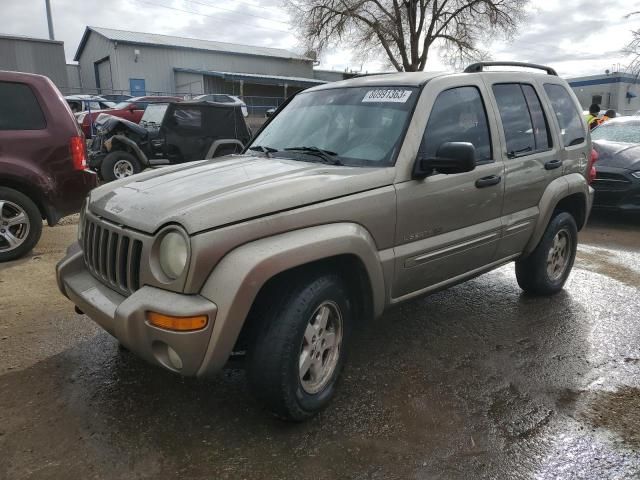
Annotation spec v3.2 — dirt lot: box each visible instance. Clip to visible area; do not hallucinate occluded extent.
[1,212,639,479]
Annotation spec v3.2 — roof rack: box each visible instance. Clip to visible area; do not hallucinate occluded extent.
[464,61,558,76]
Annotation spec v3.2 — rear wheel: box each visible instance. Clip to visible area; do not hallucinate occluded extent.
[247,273,353,421]
[0,187,42,263]
[100,151,141,182]
[515,212,578,295]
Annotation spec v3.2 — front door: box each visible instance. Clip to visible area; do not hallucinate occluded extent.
[393,81,505,300]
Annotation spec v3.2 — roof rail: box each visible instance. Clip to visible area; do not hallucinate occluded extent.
[464,61,558,76]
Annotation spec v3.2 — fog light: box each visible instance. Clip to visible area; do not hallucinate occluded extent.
[147,312,208,331]
[167,346,183,370]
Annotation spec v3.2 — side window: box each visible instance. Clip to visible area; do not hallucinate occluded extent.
[492,84,535,157]
[173,107,202,129]
[421,86,492,163]
[0,81,46,130]
[543,84,586,147]
[522,85,552,151]
[133,102,149,110]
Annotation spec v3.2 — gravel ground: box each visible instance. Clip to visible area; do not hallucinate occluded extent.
[0,211,639,479]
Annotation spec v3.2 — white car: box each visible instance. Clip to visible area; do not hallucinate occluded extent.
[65,95,115,114]
[193,94,248,117]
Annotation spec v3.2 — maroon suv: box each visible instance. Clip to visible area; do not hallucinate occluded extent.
[0,70,97,262]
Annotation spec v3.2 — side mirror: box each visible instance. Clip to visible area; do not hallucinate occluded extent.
[414,142,476,178]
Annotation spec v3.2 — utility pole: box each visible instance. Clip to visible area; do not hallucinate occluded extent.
[45,0,55,40]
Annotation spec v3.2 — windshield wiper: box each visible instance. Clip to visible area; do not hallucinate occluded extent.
[284,146,342,165]
[248,145,278,157]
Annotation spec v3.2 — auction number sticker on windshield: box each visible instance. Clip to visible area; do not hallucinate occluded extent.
[362,89,412,103]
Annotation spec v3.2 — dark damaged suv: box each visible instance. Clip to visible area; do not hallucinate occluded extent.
[0,71,96,262]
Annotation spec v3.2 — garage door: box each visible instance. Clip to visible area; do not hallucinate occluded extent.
[95,58,113,93]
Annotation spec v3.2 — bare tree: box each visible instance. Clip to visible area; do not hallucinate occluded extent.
[624,12,640,76]
[286,0,528,71]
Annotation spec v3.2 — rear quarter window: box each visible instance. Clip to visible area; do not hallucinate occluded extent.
[543,84,585,147]
[0,81,46,130]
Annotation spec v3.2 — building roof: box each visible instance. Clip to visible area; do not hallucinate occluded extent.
[175,68,326,88]
[74,26,311,62]
[0,33,63,45]
[567,72,639,87]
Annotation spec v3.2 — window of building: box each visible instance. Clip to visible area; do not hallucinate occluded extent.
[544,84,586,147]
[0,82,46,130]
[421,86,492,163]
[591,95,603,105]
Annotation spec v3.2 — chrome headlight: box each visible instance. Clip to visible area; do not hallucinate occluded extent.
[631,171,640,179]
[158,229,189,280]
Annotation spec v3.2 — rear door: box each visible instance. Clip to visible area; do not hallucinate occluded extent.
[393,78,505,300]
[483,77,562,258]
[162,105,208,162]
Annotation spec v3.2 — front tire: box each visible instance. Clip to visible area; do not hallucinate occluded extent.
[0,187,42,263]
[515,212,578,295]
[100,151,141,182]
[247,273,353,421]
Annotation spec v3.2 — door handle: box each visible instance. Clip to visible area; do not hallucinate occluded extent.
[544,159,563,170]
[475,175,501,188]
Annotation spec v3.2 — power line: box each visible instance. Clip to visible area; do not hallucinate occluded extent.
[185,0,291,26]
[133,0,294,35]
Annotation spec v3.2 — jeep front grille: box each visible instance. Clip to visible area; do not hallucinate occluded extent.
[83,218,143,295]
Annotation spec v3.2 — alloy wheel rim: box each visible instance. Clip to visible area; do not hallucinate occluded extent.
[299,300,343,395]
[0,200,30,253]
[547,229,571,281]
[113,159,134,178]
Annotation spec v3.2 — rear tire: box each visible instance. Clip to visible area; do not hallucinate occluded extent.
[515,212,578,295]
[100,151,141,182]
[0,187,42,263]
[246,273,353,421]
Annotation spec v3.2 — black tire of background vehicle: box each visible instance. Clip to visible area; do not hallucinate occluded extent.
[0,187,43,263]
[100,151,142,182]
[515,211,578,295]
[246,273,353,421]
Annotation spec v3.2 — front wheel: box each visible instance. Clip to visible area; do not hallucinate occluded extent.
[247,273,353,421]
[515,212,578,295]
[100,151,142,182]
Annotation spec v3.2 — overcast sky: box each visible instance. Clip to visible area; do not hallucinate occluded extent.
[3,0,640,77]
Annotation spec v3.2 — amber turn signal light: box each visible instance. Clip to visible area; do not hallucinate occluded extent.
[147,312,208,331]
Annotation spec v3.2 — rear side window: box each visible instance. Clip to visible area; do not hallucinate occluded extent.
[543,84,585,147]
[173,107,202,128]
[493,84,535,157]
[521,85,552,151]
[0,81,46,130]
[421,86,492,163]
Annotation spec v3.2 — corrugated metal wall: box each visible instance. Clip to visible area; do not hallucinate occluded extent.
[112,42,314,94]
[77,33,117,91]
[0,37,67,87]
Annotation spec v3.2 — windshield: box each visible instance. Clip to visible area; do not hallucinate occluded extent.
[141,104,168,125]
[249,86,419,167]
[592,121,640,144]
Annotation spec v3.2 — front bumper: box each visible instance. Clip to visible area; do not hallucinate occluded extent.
[592,167,640,211]
[56,243,218,376]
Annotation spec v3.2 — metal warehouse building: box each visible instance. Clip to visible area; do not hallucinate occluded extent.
[568,72,640,116]
[0,34,68,87]
[74,26,326,104]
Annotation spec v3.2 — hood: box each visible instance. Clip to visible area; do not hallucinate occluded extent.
[94,114,147,137]
[89,155,395,234]
[593,140,640,170]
